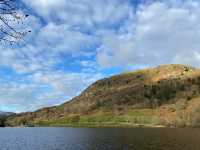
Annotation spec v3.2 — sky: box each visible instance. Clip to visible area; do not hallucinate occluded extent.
[0,0,200,112]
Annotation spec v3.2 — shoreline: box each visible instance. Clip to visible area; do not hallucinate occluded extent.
[33,123,166,128]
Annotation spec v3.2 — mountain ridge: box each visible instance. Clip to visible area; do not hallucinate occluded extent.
[5,64,200,127]
[0,111,14,117]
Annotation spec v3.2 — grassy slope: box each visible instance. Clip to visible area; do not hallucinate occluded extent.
[5,64,200,127]
[33,97,200,128]
[33,109,160,127]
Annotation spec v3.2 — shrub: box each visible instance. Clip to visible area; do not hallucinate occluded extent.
[187,96,192,101]
[69,115,80,123]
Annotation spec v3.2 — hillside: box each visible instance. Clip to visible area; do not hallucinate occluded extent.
[5,64,200,127]
[0,111,14,127]
[0,111,14,117]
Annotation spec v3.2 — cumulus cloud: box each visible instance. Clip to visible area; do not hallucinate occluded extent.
[0,70,103,112]
[37,23,97,54]
[23,0,134,31]
[1,0,200,112]
[22,0,67,19]
[97,0,200,68]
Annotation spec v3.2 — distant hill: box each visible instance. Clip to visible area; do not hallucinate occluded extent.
[0,111,14,127]
[5,64,200,127]
[0,111,14,117]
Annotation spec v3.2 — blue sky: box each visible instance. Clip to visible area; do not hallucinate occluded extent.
[1,0,200,112]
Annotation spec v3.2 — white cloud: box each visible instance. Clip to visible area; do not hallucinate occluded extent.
[0,22,97,74]
[97,31,136,67]
[97,1,200,68]
[0,70,103,112]
[23,0,134,30]
[22,0,67,19]
[2,0,200,112]
[36,23,97,54]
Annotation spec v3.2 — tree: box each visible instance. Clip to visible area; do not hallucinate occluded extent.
[0,117,6,127]
[0,0,30,44]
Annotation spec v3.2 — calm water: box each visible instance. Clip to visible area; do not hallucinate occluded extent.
[0,127,199,150]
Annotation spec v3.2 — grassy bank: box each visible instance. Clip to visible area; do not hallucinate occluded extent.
[33,109,161,128]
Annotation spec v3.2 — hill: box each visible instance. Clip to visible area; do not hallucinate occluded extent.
[0,111,14,127]
[0,111,14,117]
[5,64,200,127]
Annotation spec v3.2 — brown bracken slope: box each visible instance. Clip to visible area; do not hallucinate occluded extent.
[6,64,200,127]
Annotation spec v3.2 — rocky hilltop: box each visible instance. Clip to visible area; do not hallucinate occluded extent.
[6,64,200,127]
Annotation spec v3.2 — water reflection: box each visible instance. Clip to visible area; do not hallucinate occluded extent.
[0,127,199,150]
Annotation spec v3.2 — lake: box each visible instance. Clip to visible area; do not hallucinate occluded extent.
[0,127,199,150]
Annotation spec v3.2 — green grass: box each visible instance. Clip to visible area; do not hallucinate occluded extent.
[34,110,160,127]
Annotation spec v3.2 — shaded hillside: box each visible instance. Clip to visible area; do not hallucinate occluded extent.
[6,64,200,127]
[0,112,14,127]
[0,111,14,117]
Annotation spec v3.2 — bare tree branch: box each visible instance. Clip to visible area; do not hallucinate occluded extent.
[0,0,30,44]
